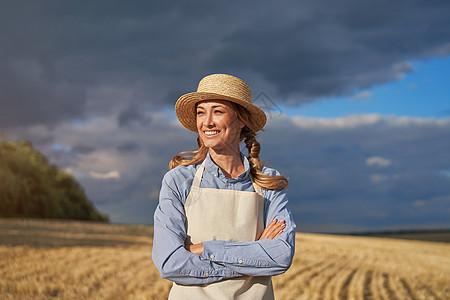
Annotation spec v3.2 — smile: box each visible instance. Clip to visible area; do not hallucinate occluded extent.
[204,130,220,136]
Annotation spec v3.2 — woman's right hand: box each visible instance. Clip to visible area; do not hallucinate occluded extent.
[258,218,286,240]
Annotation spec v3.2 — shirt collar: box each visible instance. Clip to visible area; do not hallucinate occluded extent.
[204,151,250,180]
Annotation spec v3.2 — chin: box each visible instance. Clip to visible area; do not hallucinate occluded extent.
[201,137,237,152]
[200,136,219,148]
[204,142,222,150]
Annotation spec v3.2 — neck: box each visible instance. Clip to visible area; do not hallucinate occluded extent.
[209,148,244,179]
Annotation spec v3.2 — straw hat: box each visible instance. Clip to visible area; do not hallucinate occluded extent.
[175,74,267,132]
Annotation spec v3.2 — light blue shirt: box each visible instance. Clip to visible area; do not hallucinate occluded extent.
[152,152,296,285]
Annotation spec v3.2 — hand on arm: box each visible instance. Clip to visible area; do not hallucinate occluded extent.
[184,218,285,255]
[258,218,285,240]
[185,242,204,255]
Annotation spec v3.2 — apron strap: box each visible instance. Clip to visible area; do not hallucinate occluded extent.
[192,159,207,188]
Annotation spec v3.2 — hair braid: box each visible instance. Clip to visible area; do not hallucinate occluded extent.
[244,133,262,173]
[243,130,288,190]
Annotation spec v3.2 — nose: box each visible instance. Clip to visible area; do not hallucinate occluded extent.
[204,111,214,127]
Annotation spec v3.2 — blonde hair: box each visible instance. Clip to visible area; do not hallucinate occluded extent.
[169,103,288,190]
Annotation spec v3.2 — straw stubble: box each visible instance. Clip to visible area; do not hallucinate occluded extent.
[0,219,449,300]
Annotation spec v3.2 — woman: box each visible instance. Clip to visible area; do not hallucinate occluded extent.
[152,74,296,299]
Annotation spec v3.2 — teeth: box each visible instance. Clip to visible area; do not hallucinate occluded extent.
[205,131,219,136]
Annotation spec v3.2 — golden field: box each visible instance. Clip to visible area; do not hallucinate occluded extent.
[0,218,448,300]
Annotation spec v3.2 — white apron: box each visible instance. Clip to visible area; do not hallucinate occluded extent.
[169,159,274,300]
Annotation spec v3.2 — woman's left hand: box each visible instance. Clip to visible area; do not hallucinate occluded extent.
[258,218,285,240]
[185,243,204,255]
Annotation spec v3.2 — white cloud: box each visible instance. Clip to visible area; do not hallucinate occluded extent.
[89,170,121,180]
[291,114,382,130]
[350,91,373,101]
[290,114,450,131]
[391,61,414,79]
[388,116,450,127]
[366,156,392,167]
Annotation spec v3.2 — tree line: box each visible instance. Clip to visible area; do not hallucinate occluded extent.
[0,133,108,222]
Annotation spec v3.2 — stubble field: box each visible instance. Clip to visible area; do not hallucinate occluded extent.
[0,218,448,299]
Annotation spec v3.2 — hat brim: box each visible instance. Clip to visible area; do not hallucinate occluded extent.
[175,92,267,133]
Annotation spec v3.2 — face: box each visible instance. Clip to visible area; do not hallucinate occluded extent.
[196,100,245,153]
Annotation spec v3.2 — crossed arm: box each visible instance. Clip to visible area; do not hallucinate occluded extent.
[185,218,286,255]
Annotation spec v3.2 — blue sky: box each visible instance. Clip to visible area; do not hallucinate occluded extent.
[282,56,450,118]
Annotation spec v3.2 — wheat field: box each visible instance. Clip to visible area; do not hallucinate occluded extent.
[0,219,448,300]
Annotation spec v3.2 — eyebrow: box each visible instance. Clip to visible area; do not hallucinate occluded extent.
[196,104,227,110]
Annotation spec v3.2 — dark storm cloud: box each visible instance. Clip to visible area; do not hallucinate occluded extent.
[116,141,140,154]
[0,1,217,128]
[72,144,96,154]
[259,115,450,232]
[209,1,450,99]
[0,59,86,128]
[1,0,449,129]
[117,105,152,128]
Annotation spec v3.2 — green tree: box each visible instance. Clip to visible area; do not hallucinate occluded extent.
[0,134,108,222]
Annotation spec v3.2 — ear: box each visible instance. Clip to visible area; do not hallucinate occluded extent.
[239,120,245,129]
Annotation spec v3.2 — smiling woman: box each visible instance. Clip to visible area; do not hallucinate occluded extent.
[152,74,295,300]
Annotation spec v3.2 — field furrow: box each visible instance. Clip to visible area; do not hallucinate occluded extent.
[320,265,348,300]
[338,268,357,300]
[371,270,387,300]
[363,270,374,300]
[421,284,443,300]
[302,262,344,300]
[347,267,366,300]
[274,260,330,299]
[328,267,354,300]
[315,266,343,299]
[398,279,413,300]
[273,260,325,290]
[303,262,336,288]
[382,273,398,300]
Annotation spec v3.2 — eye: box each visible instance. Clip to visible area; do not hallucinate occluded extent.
[196,110,204,115]
[214,109,224,114]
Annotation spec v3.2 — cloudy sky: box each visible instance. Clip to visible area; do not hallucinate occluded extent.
[1,1,449,233]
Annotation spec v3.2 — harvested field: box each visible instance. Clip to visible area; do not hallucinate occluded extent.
[272,233,449,299]
[0,218,449,299]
